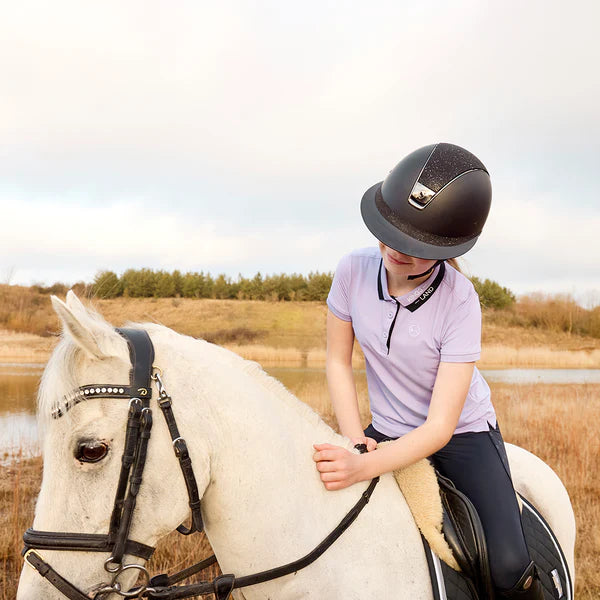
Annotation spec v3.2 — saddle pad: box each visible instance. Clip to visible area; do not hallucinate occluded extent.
[393,457,459,570]
[421,495,573,600]
[519,496,572,600]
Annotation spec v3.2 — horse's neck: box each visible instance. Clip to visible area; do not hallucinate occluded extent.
[172,343,360,571]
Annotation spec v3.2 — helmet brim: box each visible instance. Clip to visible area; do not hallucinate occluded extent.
[360,182,479,260]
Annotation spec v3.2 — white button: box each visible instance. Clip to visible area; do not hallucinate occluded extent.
[388,312,393,318]
[383,332,387,338]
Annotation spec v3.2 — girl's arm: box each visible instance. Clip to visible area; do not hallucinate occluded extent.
[325,309,365,441]
[313,361,475,490]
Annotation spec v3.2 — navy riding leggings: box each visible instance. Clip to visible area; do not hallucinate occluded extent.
[363,422,531,591]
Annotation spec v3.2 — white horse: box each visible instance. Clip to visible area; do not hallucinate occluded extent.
[17,291,576,599]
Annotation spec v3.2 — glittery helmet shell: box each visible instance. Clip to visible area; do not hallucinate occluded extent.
[360,143,492,259]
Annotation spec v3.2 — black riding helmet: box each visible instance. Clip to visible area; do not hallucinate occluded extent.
[360,143,492,260]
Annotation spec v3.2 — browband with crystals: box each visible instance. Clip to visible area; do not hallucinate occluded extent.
[50,327,155,419]
[52,384,152,419]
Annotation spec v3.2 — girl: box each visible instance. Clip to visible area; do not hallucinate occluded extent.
[313,143,542,599]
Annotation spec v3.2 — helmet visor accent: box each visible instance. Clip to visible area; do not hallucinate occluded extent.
[374,187,476,247]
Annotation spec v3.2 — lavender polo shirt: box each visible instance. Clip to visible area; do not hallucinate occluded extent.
[327,247,496,437]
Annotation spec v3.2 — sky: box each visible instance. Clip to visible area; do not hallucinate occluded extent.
[2,1,599,306]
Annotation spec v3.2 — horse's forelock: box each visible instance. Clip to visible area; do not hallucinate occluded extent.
[37,337,84,434]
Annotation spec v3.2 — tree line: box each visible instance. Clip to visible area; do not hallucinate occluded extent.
[88,268,517,309]
[91,269,334,301]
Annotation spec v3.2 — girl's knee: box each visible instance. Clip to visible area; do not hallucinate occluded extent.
[491,551,532,591]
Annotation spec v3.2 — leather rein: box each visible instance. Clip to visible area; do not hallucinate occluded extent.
[22,328,379,600]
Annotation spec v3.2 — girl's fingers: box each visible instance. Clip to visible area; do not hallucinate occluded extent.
[313,443,335,450]
[313,445,346,462]
[316,461,337,472]
[324,480,346,491]
[313,449,335,462]
[319,472,341,482]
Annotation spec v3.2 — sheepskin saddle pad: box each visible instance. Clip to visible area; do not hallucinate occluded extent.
[393,457,492,597]
[392,459,573,600]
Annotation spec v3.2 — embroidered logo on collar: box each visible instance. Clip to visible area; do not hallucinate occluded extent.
[377,260,446,313]
[405,283,434,305]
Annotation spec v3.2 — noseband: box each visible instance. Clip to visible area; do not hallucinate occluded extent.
[22,328,379,600]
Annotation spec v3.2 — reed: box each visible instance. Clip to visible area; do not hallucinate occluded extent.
[480,344,600,369]
[2,382,598,599]
[0,329,56,363]
[224,344,304,365]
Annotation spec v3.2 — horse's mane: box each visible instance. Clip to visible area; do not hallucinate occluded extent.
[39,311,337,441]
[140,322,337,440]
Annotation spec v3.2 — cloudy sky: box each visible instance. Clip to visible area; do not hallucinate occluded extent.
[2,1,599,305]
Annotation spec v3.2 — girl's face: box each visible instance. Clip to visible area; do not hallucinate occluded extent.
[378,242,437,279]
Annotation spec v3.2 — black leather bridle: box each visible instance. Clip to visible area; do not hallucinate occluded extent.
[22,328,379,600]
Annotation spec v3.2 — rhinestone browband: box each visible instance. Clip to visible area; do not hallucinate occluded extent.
[51,384,153,419]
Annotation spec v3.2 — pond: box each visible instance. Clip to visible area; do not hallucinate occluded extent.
[2,363,599,459]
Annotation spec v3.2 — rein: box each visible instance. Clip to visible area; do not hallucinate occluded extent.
[22,328,379,600]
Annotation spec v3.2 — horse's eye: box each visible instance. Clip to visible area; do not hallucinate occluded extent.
[76,440,109,463]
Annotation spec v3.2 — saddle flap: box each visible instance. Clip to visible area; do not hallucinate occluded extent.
[437,473,494,600]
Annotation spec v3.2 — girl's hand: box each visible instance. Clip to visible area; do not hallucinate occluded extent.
[312,443,367,491]
[350,436,378,452]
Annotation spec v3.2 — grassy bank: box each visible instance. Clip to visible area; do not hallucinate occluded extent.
[1,292,600,368]
[2,382,599,599]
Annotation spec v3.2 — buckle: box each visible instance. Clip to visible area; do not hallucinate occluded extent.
[158,394,172,408]
[172,437,188,458]
[24,549,43,570]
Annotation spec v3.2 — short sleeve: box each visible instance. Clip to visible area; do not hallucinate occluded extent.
[440,291,481,362]
[326,253,352,322]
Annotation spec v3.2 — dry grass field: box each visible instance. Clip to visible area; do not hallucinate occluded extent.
[1,293,599,368]
[2,381,599,599]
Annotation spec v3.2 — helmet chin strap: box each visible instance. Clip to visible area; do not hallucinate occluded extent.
[407,260,444,280]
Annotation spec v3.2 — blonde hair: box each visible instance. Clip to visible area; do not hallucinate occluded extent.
[447,258,462,273]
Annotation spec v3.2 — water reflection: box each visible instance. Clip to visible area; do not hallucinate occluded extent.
[480,369,600,384]
[0,365,41,459]
[1,363,599,456]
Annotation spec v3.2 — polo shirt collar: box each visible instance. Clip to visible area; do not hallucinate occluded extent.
[377,259,446,312]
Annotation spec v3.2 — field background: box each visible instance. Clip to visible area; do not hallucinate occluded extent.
[1,284,599,368]
[1,288,599,598]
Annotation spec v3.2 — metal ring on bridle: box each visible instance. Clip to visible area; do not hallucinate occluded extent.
[110,563,151,598]
[151,367,164,388]
[104,556,123,573]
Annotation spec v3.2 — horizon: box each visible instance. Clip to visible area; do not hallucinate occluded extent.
[5,264,598,308]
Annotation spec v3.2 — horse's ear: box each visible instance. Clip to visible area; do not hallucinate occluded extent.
[65,289,90,315]
[51,293,126,360]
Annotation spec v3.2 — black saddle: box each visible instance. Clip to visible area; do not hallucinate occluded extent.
[438,472,494,598]
[428,473,573,600]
